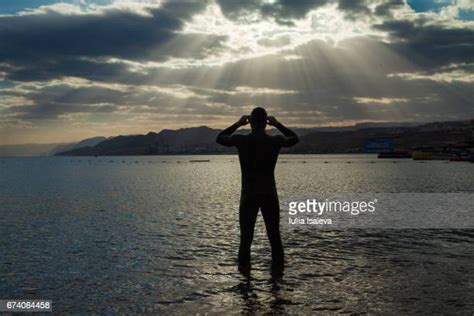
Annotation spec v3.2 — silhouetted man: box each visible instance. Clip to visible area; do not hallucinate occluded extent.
[216,107,299,270]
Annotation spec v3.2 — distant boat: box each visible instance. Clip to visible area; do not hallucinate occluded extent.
[189,159,210,163]
[378,151,412,159]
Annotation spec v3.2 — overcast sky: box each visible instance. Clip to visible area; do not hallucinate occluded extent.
[0,0,473,144]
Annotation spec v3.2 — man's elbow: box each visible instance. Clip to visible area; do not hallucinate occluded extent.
[289,135,299,146]
[216,134,229,146]
[283,136,299,147]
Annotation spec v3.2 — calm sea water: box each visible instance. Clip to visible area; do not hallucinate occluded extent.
[1,155,473,314]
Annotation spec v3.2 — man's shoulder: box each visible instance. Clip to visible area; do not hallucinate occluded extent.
[233,133,249,140]
[269,134,284,140]
[231,133,248,145]
[269,134,285,144]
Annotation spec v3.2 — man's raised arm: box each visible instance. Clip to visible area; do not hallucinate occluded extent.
[267,116,299,147]
[216,115,249,146]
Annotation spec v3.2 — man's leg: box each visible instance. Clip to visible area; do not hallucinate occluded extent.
[238,193,259,266]
[260,193,284,265]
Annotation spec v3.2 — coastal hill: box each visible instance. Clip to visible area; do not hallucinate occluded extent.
[56,127,220,156]
[49,137,108,155]
[53,120,473,156]
[0,136,107,157]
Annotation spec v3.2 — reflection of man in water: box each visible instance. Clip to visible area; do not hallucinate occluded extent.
[216,107,299,270]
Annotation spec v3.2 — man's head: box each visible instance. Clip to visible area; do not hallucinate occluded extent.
[250,107,267,131]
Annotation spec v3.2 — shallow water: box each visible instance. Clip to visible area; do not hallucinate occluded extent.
[1,155,473,314]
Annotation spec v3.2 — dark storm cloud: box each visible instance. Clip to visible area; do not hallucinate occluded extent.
[0,26,227,83]
[337,0,405,20]
[374,19,474,68]
[0,1,224,69]
[1,82,124,119]
[10,84,127,105]
[0,58,128,82]
[374,0,404,17]
[1,79,219,120]
[3,102,117,120]
[337,0,370,19]
[215,0,402,23]
[216,0,330,24]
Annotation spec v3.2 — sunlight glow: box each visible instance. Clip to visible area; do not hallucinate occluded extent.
[179,2,382,67]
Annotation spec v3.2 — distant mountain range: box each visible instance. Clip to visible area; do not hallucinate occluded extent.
[0,120,471,157]
[56,127,222,156]
[55,120,472,156]
[0,137,107,157]
[49,137,108,155]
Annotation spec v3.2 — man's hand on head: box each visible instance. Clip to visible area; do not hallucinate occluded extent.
[267,116,279,127]
[237,115,250,127]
